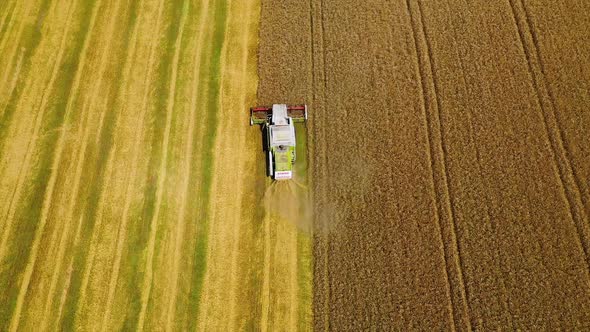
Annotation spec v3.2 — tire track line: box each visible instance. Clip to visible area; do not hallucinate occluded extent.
[225,0,256,328]
[39,0,124,325]
[406,0,470,329]
[164,0,211,328]
[446,1,515,326]
[136,2,188,330]
[99,0,167,328]
[407,3,454,319]
[6,1,80,329]
[416,0,472,328]
[520,0,590,213]
[417,0,473,327]
[508,0,590,274]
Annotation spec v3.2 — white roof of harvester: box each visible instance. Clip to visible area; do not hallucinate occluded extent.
[269,104,296,146]
[271,104,289,125]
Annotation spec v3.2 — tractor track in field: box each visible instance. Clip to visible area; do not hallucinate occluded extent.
[508,0,590,272]
[406,0,470,328]
[164,0,211,328]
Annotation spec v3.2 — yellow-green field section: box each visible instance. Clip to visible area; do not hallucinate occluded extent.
[0,0,312,330]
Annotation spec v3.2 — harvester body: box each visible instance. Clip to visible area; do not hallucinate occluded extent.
[250,104,307,180]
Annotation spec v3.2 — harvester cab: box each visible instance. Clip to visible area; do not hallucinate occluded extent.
[250,104,308,180]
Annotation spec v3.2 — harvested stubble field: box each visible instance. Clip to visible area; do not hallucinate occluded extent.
[0,0,311,330]
[258,0,590,330]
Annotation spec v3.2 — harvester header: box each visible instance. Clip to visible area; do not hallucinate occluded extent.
[250,104,308,180]
[250,104,308,125]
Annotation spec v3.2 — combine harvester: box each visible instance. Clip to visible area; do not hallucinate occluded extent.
[250,104,308,180]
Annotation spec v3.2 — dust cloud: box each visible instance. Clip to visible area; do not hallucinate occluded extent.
[262,176,313,233]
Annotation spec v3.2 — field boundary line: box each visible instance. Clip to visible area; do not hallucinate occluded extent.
[507,0,590,275]
[164,0,211,329]
[99,0,167,328]
[305,0,321,327]
[6,1,81,330]
[316,0,331,330]
[136,1,189,330]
